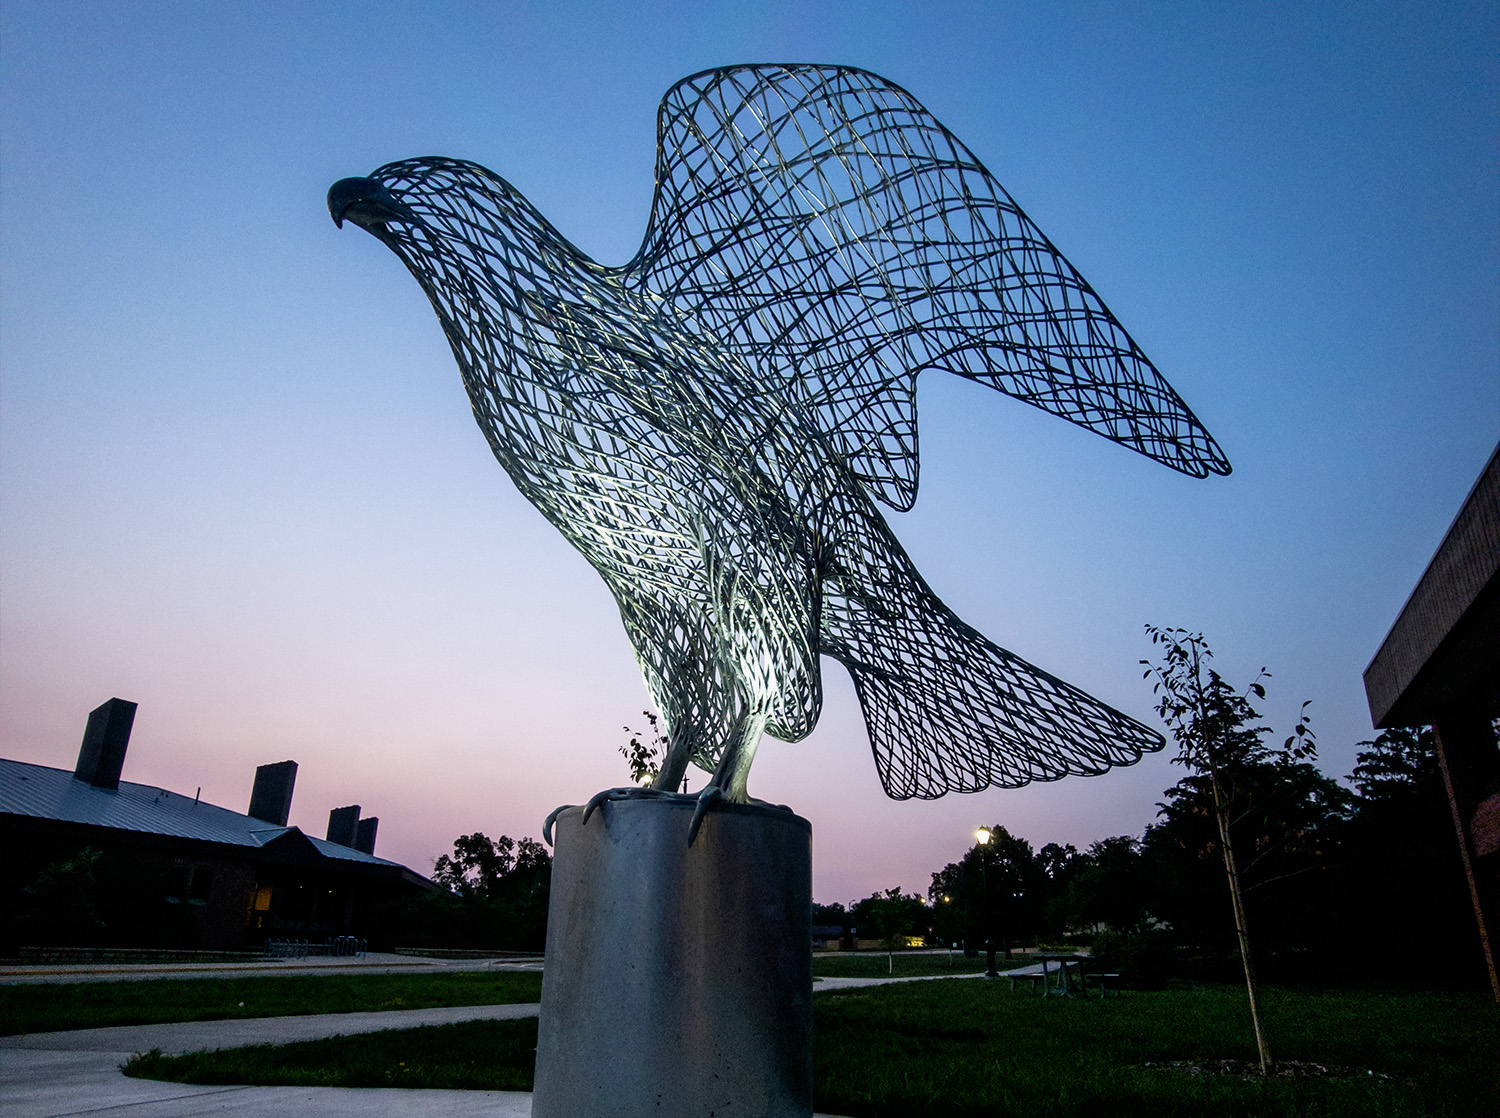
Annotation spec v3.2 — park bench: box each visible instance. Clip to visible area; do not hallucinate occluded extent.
[1085,972,1121,997]
[1007,971,1047,993]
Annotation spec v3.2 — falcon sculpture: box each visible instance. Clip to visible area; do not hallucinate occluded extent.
[329,64,1229,832]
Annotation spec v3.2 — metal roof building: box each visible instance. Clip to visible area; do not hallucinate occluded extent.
[1,758,405,868]
[1,699,432,953]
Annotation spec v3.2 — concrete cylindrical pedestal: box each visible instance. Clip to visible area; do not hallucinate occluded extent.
[532,796,813,1118]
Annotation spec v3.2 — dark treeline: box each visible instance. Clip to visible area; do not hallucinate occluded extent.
[10,625,1478,978]
[819,724,1478,988]
[376,832,552,952]
[7,725,1471,975]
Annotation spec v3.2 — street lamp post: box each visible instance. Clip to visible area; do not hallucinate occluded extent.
[975,827,998,978]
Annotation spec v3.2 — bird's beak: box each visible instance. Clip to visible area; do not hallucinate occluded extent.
[328,177,417,230]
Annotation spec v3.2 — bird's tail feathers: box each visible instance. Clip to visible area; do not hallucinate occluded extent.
[820,523,1162,800]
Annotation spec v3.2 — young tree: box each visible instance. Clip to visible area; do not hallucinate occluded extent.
[1141,626,1316,1074]
[852,887,927,973]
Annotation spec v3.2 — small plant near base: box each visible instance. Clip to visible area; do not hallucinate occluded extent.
[620,711,674,788]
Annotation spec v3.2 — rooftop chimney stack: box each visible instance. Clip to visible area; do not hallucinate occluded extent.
[327,804,360,847]
[354,815,379,855]
[74,698,137,790]
[248,761,298,826]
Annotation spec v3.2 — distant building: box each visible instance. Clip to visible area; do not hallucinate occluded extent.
[811,924,846,950]
[1,699,433,952]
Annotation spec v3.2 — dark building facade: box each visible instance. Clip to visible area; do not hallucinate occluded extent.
[1,700,433,952]
[1365,445,1500,1001]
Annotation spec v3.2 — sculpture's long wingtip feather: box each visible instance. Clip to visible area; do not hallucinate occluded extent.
[822,519,1166,800]
[841,617,1168,800]
[1161,423,1233,479]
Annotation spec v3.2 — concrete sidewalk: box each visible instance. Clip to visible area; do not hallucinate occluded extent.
[1,970,1006,1115]
[815,971,992,989]
[2,989,907,1117]
[0,951,543,985]
[2,1003,544,1118]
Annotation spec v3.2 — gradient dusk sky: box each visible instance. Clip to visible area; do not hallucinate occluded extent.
[2,1,1495,905]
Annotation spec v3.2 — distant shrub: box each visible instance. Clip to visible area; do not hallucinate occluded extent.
[1091,927,1175,988]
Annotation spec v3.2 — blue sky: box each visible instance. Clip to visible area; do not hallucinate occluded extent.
[2,1,1495,903]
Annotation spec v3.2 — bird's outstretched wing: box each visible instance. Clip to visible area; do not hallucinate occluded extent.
[625,64,1230,511]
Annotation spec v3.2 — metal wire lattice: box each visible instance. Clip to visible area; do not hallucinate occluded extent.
[330,64,1229,802]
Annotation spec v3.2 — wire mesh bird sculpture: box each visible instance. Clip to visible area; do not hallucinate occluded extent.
[329,64,1229,837]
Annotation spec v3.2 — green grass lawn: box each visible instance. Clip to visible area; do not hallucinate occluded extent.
[127,1017,540,1092]
[813,979,1497,1117]
[0,971,543,1035]
[122,978,1498,1117]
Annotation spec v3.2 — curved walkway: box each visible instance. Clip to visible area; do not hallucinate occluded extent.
[5,980,1006,1117]
[1,965,1014,1117]
[3,1002,542,1118]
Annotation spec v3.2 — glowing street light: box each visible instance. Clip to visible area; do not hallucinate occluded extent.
[974,827,998,977]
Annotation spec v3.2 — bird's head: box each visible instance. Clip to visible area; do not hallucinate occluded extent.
[329,156,617,411]
[328,176,416,231]
[328,158,585,273]
[328,157,601,349]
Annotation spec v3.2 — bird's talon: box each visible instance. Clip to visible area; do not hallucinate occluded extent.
[542,803,579,847]
[580,785,685,826]
[687,785,726,846]
[581,787,622,826]
[741,795,793,813]
[554,786,787,846]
